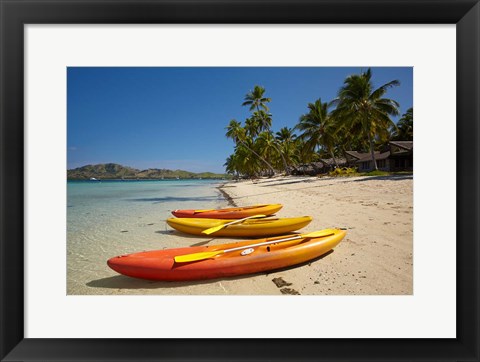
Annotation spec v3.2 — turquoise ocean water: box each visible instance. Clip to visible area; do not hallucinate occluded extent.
[67,179,228,294]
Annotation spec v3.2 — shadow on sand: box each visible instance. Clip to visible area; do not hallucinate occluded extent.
[154,229,234,246]
[257,178,318,187]
[86,251,333,290]
[229,174,412,200]
[229,182,335,200]
[351,174,413,182]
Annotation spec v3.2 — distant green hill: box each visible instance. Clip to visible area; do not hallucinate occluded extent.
[67,163,229,180]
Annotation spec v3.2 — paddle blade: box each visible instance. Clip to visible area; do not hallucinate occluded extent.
[194,209,215,213]
[201,214,267,235]
[302,229,337,238]
[174,250,222,263]
[201,224,225,235]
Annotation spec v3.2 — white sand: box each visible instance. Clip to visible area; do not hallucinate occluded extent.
[218,174,413,295]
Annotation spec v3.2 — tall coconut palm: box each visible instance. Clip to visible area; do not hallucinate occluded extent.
[332,69,400,170]
[295,98,339,167]
[242,86,289,174]
[225,119,275,175]
[242,85,272,112]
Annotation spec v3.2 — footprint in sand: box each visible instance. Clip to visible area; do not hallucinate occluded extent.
[272,277,292,288]
[280,288,300,295]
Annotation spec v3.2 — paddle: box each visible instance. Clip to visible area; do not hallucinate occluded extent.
[174,229,336,263]
[201,214,267,235]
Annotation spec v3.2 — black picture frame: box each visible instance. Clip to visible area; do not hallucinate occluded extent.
[1,1,479,361]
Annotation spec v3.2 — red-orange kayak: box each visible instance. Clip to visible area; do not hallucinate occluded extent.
[107,229,345,281]
[171,204,282,219]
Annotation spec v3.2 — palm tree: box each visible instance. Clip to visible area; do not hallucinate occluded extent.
[234,143,261,177]
[242,85,272,112]
[225,119,275,176]
[295,98,339,167]
[332,68,400,170]
[244,116,262,138]
[275,127,296,143]
[275,127,298,168]
[295,138,318,164]
[224,154,239,178]
[251,110,273,133]
[256,132,280,169]
[242,86,289,174]
[392,107,413,140]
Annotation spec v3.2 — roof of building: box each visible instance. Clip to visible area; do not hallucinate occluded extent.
[319,157,347,166]
[344,151,363,160]
[345,150,391,162]
[389,141,413,151]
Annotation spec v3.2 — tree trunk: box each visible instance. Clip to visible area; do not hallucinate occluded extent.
[329,149,339,168]
[368,133,378,171]
[340,146,352,167]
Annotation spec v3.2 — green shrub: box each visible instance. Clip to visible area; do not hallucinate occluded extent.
[328,167,358,177]
[362,170,390,176]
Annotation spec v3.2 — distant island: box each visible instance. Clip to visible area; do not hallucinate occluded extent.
[67,163,229,180]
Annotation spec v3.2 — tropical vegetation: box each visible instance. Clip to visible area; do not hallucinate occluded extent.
[391,107,413,141]
[331,68,401,170]
[224,69,413,178]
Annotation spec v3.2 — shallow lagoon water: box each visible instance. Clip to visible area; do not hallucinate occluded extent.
[67,179,228,294]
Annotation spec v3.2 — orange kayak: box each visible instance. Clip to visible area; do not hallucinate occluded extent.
[171,204,282,219]
[107,229,346,281]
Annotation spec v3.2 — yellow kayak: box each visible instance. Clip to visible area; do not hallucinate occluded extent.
[166,216,313,237]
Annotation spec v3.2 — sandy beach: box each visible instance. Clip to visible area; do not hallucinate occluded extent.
[74,174,413,296]
[216,174,413,295]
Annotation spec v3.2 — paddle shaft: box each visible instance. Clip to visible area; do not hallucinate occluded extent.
[221,214,266,227]
[221,229,335,254]
[201,214,268,234]
[223,234,304,253]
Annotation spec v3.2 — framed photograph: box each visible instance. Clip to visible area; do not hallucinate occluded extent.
[1,0,479,361]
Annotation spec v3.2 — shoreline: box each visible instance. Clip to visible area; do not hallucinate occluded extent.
[217,184,238,207]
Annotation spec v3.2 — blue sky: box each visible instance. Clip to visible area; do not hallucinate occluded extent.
[67,67,413,173]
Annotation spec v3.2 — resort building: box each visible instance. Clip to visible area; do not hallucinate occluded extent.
[345,141,413,172]
[319,157,347,170]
